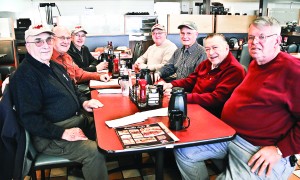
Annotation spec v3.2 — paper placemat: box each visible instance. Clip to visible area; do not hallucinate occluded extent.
[105,108,168,128]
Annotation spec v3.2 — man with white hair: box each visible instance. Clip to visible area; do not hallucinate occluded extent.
[154,21,206,82]
[9,24,108,180]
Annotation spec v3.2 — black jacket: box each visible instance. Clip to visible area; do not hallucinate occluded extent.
[0,85,29,179]
[67,42,99,72]
[10,54,88,139]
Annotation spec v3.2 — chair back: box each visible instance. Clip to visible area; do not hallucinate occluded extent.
[286,43,298,53]
[239,43,252,72]
[196,37,204,46]
[0,40,19,66]
[132,41,143,63]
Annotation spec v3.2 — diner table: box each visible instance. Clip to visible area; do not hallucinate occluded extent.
[91,90,236,179]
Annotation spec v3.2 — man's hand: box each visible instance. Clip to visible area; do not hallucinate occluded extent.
[163,83,173,98]
[61,127,88,141]
[100,74,110,82]
[154,72,161,82]
[248,146,282,177]
[83,99,104,112]
[138,63,147,70]
[96,62,108,71]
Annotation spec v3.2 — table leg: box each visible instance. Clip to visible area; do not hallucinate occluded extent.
[155,150,164,180]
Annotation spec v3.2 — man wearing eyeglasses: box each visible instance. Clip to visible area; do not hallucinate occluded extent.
[51,26,109,95]
[154,21,206,82]
[133,24,177,72]
[9,25,108,180]
[68,26,108,72]
[174,16,299,180]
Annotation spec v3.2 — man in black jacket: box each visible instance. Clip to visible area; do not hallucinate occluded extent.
[68,26,108,72]
[10,24,108,180]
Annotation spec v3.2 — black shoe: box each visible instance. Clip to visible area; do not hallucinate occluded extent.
[68,166,84,178]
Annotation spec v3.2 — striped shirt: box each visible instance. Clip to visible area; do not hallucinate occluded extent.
[158,42,207,80]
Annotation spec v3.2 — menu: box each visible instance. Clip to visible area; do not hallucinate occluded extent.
[115,122,179,149]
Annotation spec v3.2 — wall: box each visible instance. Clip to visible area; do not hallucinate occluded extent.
[0,0,154,33]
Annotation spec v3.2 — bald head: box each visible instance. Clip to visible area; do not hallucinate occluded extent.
[52,26,72,54]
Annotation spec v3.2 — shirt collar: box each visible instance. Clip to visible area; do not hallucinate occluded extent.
[181,42,198,54]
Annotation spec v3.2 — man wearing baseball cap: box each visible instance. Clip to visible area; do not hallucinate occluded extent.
[51,26,110,96]
[68,26,108,72]
[9,24,108,180]
[154,21,206,82]
[133,24,177,72]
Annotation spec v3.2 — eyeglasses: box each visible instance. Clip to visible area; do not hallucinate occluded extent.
[55,36,71,41]
[74,34,86,38]
[26,37,54,47]
[248,34,277,42]
[152,32,165,36]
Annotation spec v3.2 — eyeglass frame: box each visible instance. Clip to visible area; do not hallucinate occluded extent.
[152,31,165,36]
[26,37,54,47]
[55,36,72,41]
[73,33,86,38]
[248,34,278,42]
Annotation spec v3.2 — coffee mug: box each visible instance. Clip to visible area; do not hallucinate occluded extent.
[168,109,190,131]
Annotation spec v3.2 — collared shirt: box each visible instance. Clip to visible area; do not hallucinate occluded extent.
[158,42,207,80]
[51,49,100,84]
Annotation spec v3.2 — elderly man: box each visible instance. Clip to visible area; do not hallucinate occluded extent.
[51,26,109,84]
[175,16,299,180]
[68,26,108,72]
[133,24,177,72]
[163,33,245,117]
[9,25,108,179]
[154,21,206,82]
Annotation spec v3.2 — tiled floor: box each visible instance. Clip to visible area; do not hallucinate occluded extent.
[25,153,300,180]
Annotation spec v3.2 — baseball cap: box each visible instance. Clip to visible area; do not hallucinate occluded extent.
[71,25,87,34]
[151,24,166,32]
[178,21,198,31]
[25,24,54,40]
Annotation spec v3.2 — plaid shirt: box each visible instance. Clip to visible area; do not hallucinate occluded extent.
[158,42,206,80]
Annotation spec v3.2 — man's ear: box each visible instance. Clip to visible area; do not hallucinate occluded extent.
[275,35,282,47]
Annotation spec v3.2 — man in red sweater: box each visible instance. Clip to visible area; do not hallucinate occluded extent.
[175,17,299,180]
[163,33,245,117]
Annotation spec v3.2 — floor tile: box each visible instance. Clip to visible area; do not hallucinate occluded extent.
[122,169,141,178]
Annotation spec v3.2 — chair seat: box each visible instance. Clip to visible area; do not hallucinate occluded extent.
[34,153,78,168]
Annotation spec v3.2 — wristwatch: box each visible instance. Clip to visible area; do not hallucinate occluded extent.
[275,146,283,156]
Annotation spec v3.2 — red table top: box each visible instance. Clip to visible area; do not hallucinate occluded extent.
[91,90,236,153]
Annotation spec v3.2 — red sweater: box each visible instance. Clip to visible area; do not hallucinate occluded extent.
[171,52,245,117]
[51,49,100,84]
[222,52,300,157]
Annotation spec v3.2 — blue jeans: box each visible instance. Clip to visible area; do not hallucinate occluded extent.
[174,136,294,180]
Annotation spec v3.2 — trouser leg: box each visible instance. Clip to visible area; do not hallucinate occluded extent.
[216,136,295,180]
[43,139,108,180]
[174,141,229,180]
